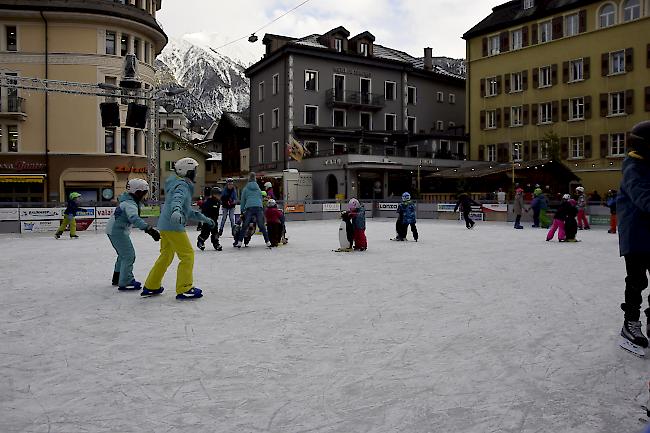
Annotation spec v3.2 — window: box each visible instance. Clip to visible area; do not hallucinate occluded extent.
[134,38,141,60]
[487,144,497,162]
[539,66,552,88]
[333,109,346,127]
[449,93,456,104]
[166,119,174,128]
[359,43,369,56]
[384,146,396,157]
[610,50,625,74]
[145,43,151,64]
[385,113,396,131]
[304,141,318,157]
[406,145,418,158]
[539,102,552,124]
[539,20,552,43]
[385,81,396,100]
[258,81,265,101]
[512,142,523,161]
[105,129,115,153]
[407,86,417,105]
[610,133,626,156]
[539,141,550,159]
[121,129,129,154]
[106,31,116,55]
[569,59,584,82]
[258,146,264,163]
[488,35,500,55]
[134,130,143,155]
[272,74,279,95]
[360,145,372,155]
[7,125,18,152]
[599,4,616,28]
[304,70,318,91]
[609,91,625,115]
[565,13,579,37]
[524,0,535,9]
[305,105,318,125]
[570,136,584,158]
[511,72,523,92]
[6,26,16,51]
[407,116,417,134]
[165,161,176,171]
[121,34,130,56]
[258,114,264,132]
[457,142,466,158]
[436,120,444,131]
[272,142,280,162]
[511,29,523,50]
[272,108,279,128]
[335,38,343,52]
[487,76,498,96]
[511,106,523,127]
[360,112,372,131]
[486,110,497,129]
[570,97,585,120]
[623,0,641,21]
[436,91,444,103]
[333,143,346,155]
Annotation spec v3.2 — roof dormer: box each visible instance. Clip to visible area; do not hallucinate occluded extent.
[350,31,375,57]
[318,26,350,53]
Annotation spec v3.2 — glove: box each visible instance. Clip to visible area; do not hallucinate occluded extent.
[145,226,160,242]
[171,210,185,225]
[205,218,215,228]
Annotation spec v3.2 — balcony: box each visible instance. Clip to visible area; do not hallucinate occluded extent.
[0,96,26,121]
[326,89,385,111]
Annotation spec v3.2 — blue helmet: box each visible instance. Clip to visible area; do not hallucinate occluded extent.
[402,192,411,201]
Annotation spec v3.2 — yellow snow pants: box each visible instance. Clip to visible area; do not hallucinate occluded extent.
[144,231,194,294]
[56,215,76,236]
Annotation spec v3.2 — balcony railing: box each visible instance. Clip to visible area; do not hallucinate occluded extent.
[326,89,385,110]
[6,96,25,113]
[303,145,466,161]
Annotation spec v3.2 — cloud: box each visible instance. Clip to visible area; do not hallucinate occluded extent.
[157,0,501,61]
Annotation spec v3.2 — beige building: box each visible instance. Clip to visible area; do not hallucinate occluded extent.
[158,129,213,199]
[463,0,650,194]
[0,0,167,203]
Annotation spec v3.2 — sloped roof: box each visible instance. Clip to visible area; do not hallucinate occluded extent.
[221,112,250,129]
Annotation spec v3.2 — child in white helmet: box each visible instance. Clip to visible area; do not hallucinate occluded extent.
[347,198,367,251]
[575,186,591,230]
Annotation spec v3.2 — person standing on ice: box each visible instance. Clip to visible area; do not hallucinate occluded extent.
[454,193,475,229]
[347,198,367,251]
[530,188,546,228]
[197,187,222,251]
[513,188,526,229]
[575,186,591,230]
[106,179,160,291]
[264,199,285,247]
[497,188,506,204]
[141,158,216,300]
[606,189,618,234]
[263,181,275,200]
[395,192,418,241]
[564,198,579,242]
[234,172,271,248]
[616,121,650,351]
[219,178,237,237]
[55,192,82,239]
[546,194,572,242]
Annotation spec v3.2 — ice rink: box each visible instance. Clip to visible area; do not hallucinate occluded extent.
[1,219,648,433]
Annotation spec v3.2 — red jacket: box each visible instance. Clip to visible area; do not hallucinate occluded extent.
[264,207,284,225]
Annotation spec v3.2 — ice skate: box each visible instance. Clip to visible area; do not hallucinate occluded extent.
[213,243,222,251]
[619,320,648,357]
[112,272,120,287]
[70,235,79,239]
[333,247,354,253]
[118,280,142,291]
[54,232,62,239]
[176,287,203,300]
[140,287,164,297]
[266,241,273,249]
[233,240,242,248]
[197,238,205,251]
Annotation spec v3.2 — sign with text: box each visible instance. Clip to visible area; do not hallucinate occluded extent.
[284,204,305,213]
[378,203,399,211]
[19,207,64,220]
[20,220,59,233]
[95,206,117,219]
[0,208,19,221]
[322,203,341,212]
[482,204,508,213]
[74,208,95,219]
[437,203,457,213]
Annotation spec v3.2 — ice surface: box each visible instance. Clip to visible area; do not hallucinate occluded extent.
[0,219,648,433]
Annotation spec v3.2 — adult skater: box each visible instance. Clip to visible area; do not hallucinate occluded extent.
[606,189,618,234]
[55,192,81,239]
[106,179,160,290]
[513,188,526,229]
[454,193,476,229]
[219,178,238,237]
[530,188,546,228]
[395,192,418,241]
[497,188,506,205]
[546,194,571,242]
[575,186,591,230]
[141,158,216,300]
[617,121,650,353]
[234,172,271,248]
[197,187,222,251]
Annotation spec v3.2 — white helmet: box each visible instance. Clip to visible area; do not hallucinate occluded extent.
[264,181,273,190]
[126,178,149,194]
[267,199,277,207]
[348,198,360,211]
[563,194,571,200]
[175,157,199,181]
[575,186,585,193]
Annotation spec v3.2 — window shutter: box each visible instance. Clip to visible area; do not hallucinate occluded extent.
[584,95,592,119]
[601,53,609,76]
[552,17,563,40]
[600,93,608,117]
[646,87,650,112]
[551,64,558,85]
[561,99,569,121]
[479,145,485,161]
[496,75,502,95]
[523,104,530,125]
[584,57,591,79]
[625,48,634,72]
[522,70,529,90]
[498,143,509,162]
[647,43,650,68]
[625,89,634,114]
[561,137,569,159]
[562,61,569,83]
[482,37,488,57]
[584,135,592,159]
[531,23,538,45]
[496,108,502,128]
[532,140,539,158]
[552,100,559,122]
[600,134,609,157]
[505,74,511,93]
[480,78,485,97]
[524,140,531,160]
[532,68,539,88]
[480,110,486,129]
[522,26,529,47]
[500,31,510,52]
[504,106,511,126]
[532,103,539,123]
[578,10,587,33]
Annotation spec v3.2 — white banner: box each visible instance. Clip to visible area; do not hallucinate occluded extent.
[468,212,485,221]
[95,206,116,219]
[482,204,508,213]
[437,203,456,212]
[0,208,19,221]
[94,218,109,231]
[19,207,64,220]
[378,203,399,211]
[20,220,60,233]
[322,203,341,212]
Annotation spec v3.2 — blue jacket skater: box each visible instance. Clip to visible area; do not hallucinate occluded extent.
[106,192,150,235]
[398,201,417,224]
[158,175,212,232]
[64,198,80,216]
[617,154,650,256]
[239,181,263,212]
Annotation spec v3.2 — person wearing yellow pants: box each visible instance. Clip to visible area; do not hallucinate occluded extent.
[141,158,215,300]
[55,192,81,239]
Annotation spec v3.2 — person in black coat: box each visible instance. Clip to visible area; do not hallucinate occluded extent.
[197,187,222,251]
[564,199,579,242]
[454,193,476,229]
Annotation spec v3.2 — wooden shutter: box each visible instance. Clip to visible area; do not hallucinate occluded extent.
[480,110,486,129]
[500,31,510,52]
[496,108,502,128]
[522,26,529,47]
[532,140,539,159]
[552,100,559,122]
[601,52,609,76]
[498,143,509,162]
[523,104,530,125]
[524,140,531,160]
[551,64,558,86]
[505,74,511,93]
[496,75,502,95]
[625,89,634,114]
[504,106,511,126]
[647,43,650,68]
[584,135,592,159]
[532,103,539,124]
[600,93,608,117]
[578,10,587,33]
[522,70,529,90]
[480,78,485,97]
[584,95,592,119]
[561,137,569,159]
[478,145,485,161]
[600,134,609,157]
[531,23,538,45]
[552,17,563,40]
[584,57,591,79]
[561,99,569,121]
[646,87,650,112]
[482,37,488,57]
[532,67,539,88]
[625,48,634,72]
[562,61,570,83]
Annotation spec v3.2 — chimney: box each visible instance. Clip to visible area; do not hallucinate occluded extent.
[424,47,433,71]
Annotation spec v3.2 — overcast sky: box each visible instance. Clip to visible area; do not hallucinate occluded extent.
[158,0,502,64]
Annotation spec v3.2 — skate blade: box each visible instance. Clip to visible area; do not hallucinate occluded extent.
[619,337,647,358]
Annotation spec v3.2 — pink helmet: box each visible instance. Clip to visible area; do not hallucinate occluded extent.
[516,188,524,194]
[348,198,360,211]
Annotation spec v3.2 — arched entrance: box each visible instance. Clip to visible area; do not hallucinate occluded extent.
[327,174,338,199]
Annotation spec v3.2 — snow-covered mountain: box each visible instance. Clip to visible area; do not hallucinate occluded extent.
[155,38,250,130]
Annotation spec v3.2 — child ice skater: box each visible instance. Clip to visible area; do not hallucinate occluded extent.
[546,194,571,242]
[513,187,526,229]
[142,158,216,300]
[264,199,285,247]
[575,186,591,230]
[348,198,367,251]
[219,178,237,237]
[55,192,81,239]
[395,192,418,241]
[606,189,618,234]
[564,199,579,242]
[197,187,222,251]
[106,179,160,290]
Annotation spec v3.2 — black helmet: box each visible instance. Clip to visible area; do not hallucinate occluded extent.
[630,121,650,148]
[211,187,222,195]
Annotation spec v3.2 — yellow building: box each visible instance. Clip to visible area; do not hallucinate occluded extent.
[463,0,650,194]
[0,0,167,202]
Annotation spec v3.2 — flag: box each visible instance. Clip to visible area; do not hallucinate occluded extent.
[287,136,306,161]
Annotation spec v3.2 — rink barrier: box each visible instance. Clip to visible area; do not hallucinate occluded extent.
[0,201,612,234]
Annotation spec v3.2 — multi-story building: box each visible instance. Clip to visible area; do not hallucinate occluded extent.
[245,27,467,200]
[158,107,190,140]
[0,0,166,203]
[463,0,650,194]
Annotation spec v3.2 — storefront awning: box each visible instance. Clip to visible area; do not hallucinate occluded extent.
[0,174,46,183]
